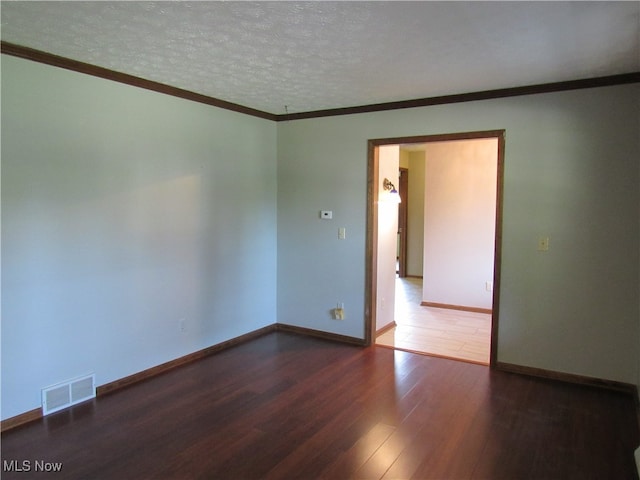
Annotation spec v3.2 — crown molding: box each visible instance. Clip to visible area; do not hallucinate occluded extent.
[278,71,640,121]
[3,41,639,123]
[1,41,278,121]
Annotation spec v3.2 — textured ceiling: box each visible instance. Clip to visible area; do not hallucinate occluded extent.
[2,1,639,115]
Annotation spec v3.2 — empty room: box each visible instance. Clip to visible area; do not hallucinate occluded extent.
[2,2,640,479]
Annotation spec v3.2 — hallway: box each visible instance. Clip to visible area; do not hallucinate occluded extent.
[376,277,491,365]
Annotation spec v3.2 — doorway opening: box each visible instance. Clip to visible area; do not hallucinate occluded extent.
[365,130,505,367]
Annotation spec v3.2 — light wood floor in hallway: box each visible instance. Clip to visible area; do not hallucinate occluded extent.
[376,277,491,364]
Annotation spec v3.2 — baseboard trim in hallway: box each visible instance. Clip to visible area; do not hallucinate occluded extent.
[420,301,492,314]
[375,321,397,337]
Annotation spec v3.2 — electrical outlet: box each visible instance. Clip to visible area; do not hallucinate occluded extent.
[178,318,187,333]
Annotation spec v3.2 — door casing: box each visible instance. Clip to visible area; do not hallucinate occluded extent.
[364,129,505,367]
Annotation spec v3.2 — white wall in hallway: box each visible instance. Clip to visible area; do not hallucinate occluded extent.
[376,145,400,331]
[422,138,498,310]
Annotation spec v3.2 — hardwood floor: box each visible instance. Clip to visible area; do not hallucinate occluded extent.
[2,332,638,479]
[377,277,491,364]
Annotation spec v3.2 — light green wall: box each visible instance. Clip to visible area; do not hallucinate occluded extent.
[1,55,278,420]
[3,52,639,422]
[277,84,640,384]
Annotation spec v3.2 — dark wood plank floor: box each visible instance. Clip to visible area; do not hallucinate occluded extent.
[2,332,638,479]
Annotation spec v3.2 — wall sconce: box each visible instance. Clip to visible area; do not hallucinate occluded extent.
[382,178,401,203]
